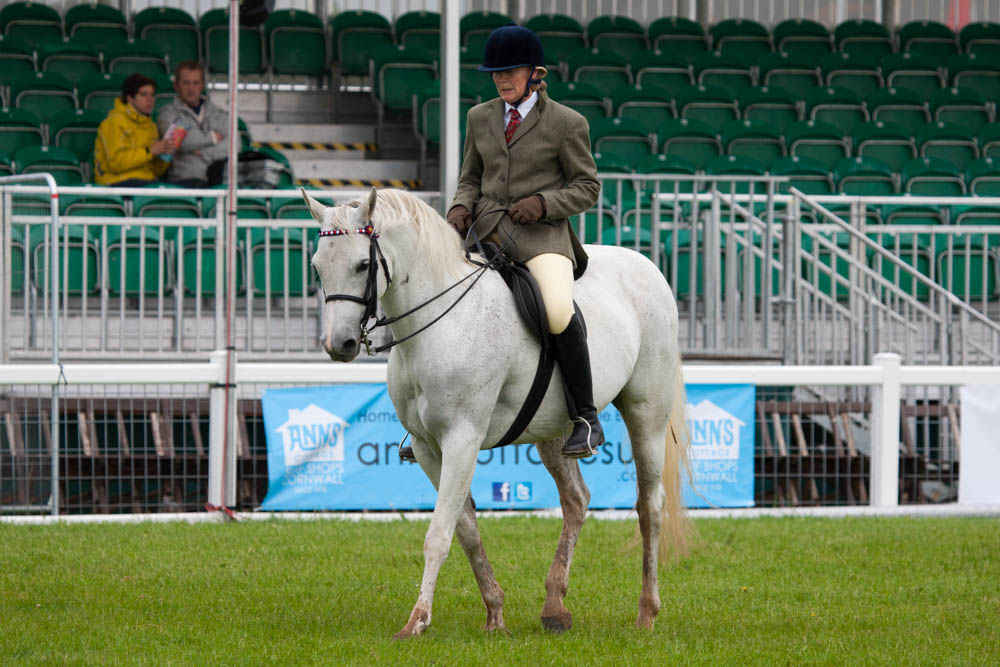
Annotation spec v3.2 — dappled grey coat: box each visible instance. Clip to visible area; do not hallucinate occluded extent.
[450,91,599,278]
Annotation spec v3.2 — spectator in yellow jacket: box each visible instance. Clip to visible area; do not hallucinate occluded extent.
[93,73,176,186]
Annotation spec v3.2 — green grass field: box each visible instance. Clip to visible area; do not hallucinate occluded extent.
[2,516,998,665]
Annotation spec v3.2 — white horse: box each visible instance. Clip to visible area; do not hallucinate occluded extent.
[304,187,690,638]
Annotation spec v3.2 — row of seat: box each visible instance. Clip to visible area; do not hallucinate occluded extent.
[7,190,331,297]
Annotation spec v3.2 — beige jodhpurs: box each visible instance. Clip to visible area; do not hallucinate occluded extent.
[525,252,575,334]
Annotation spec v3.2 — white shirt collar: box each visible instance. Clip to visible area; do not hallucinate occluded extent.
[504,91,538,125]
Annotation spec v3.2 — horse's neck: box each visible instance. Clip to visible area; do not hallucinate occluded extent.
[379,229,477,345]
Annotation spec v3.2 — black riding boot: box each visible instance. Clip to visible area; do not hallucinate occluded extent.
[552,313,605,459]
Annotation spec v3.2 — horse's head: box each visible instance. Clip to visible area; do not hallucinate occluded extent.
[305,187,385,362]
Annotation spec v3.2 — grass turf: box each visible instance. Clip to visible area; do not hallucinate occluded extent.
[1,516,998,665]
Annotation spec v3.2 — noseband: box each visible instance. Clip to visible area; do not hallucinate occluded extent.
[319,224,391,354]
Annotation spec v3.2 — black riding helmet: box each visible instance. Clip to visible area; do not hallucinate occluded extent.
[479,25,547,105]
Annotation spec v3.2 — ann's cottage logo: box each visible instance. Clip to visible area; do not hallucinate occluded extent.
[275,404,347,467]
[686,399,746,460]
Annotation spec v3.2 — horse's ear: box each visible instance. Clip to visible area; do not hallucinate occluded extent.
[359,187,378,224]
[300,188,327,223]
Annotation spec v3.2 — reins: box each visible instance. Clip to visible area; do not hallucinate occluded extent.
[320,209,513,355]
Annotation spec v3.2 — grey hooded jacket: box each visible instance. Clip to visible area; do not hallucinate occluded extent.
[156,96,231,182]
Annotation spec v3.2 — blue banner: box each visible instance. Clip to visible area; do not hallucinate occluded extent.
[260,383,754,511]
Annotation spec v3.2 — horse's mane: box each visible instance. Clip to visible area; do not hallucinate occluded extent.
[327,189,469,282]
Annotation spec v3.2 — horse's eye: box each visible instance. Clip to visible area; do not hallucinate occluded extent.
[356,259,370,273]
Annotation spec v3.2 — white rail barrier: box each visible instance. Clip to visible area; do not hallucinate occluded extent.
[4,351,1000,515]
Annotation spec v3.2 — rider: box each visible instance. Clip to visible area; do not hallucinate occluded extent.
[447,25,604,459]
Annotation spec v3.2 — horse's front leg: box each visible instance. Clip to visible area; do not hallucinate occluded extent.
[535,438,591,633]
[394,427,483,639]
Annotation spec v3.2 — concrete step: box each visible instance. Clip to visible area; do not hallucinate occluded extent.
[251,123,374,145]
[290,158,418,181]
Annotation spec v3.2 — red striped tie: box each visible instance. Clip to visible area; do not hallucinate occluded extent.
[505,108,521,144]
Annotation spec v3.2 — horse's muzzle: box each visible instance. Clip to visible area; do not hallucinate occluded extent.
[323,335,360,362]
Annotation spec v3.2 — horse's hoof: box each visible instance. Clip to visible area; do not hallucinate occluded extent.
[541,613,572,633]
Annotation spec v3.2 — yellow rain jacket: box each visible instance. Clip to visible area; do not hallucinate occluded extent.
[93,98,168,185]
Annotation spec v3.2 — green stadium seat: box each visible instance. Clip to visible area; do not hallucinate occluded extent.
[620,155,698,249]
[917,121,979,170]
[834,156,898,195]
[201,8,265,75]
[806,86,868,137]
[566,47,631,90]
[611,83,675,133]
[459,47,487,92]
[49,107,104,165]
[631,50,694,95]
[960,21,1000,60]
[545,80,608,125]
[881,53,946,99]
[675,83,740,133]
[395,11,440,55]
[773,18,832,62]
[947,53,1000,103]
[587,15,648,60]
[330,10,392,77]
[370,44,437,112]
[52,192,122,295]
[786,119,851,170]
[151,73,174,117]
[248,226,312,297]
[590,116,654,163]
[770,155,834,195]
[709,18,772,60]
[648,16,707,55]
[593,149,634,209]
[78,72,124,116]
[15,144,84,185]
[899,20,959,60]
[704,154,768,196]
[901,156,966,196]
[460,11,511,58]
[28,222,100,296]
[103,38,169,79]
[0,106,43,156]
[134,7,199,67]
[0,34,36,80]
[757,52,821,100]
[8,224,26,293]
[853,120,917,171]
[834,19,894,60]
[965,157,1000,195]
[936,240,1000,301]
[9,71,77,126]
[979,124,1000,159]
[0,2,62,49]
[692,51,756,96]
[0,149,13,176]
[64,3,128,50]
[176,223,245,296]
[868,225,935,301]
[930,86,993,134]
[636,153,697,200]
[264,9,326,77]
[37,39,100,83]
[868,87,932,135]
[412,80,475,176]
[62,191,127,217]
[657,117,722,170]
[102,219,173,297]
[739,85,801,134]
[820,51,883,98]
[524,14,587,64]
[722,119,785,166]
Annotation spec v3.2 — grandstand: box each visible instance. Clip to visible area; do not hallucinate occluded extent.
[3,1,1000,515]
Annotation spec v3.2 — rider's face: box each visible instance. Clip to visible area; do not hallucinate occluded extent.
[492,67,533,105]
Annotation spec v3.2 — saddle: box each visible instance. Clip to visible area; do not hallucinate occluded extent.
[478,242,582,449]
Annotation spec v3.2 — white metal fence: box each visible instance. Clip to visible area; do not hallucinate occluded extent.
[2,353,997,515]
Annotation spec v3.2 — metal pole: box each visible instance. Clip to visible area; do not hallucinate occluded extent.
[47,175,59,516]
[439,0,460,214]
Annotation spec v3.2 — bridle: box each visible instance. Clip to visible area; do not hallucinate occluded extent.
[318,210,511,356]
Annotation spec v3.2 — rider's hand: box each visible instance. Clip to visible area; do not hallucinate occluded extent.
[509,195,545,224]
[447,205,471,234]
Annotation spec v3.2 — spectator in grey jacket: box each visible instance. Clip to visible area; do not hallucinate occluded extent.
[156,61,230,187]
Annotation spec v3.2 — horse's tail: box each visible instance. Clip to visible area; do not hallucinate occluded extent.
[659,360,694,562]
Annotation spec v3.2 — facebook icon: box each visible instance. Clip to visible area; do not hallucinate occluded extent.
[492,482,511,502]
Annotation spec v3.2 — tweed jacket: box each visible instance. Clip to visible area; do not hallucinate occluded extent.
[450,92,599,277]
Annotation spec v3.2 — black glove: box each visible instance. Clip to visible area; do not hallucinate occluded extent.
[509,194,546,224]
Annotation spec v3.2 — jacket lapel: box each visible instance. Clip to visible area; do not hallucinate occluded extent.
[487,98,507,151]
[508,94,542,147]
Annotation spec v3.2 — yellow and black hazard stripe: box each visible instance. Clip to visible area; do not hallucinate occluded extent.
[297,178,421,189]
[253,141,377,152]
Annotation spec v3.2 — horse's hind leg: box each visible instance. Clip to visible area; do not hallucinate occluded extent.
[535,438,590,633]
[454,493,507,632]
[616,396,668,630]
